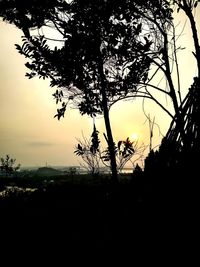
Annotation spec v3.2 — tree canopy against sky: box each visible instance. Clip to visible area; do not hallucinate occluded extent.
[0,0,174,179]
[3,0,199,178]
[0,0,173,112]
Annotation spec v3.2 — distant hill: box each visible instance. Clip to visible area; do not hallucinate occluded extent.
[36,167,62,176]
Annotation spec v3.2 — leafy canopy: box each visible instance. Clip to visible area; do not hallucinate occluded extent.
[0,155,20,176]
[0,0,173,118]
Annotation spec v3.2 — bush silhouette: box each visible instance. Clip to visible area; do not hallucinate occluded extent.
[0,155,20,177]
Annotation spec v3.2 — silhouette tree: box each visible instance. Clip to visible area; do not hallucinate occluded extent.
[0,155,20,177]
[145,1,200,160]
[173,0,200,78]
[109,0,200,155]
[101,137,138,174]
[137,1,200,144]
[75,126,146,175]
[0,0,173,180]
[74,124,101,175]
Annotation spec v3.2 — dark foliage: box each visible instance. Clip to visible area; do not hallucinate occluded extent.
[0,155,20,177]
[0,0,173,179]
[101,137,134,161]
[74,124,100,157]
[0,0,173,117]
[143,78,200,208]
[74,124,101,174]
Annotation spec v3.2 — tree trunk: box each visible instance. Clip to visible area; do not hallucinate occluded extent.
[183,3,200,79]
[162,33,187,145]
[177,0,200,149]
[102,95,118,181]
[97,52,118,182]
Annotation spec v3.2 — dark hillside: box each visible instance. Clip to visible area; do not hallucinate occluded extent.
[0,172,197,263]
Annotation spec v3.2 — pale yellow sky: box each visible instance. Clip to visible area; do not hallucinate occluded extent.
[0,7,199,168]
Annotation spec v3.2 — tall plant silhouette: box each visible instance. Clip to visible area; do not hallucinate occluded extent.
[101,137,146,173]
[0,0,173,180]
[0,155,20,177]
[75,133,145,175]
[74,124,101,175]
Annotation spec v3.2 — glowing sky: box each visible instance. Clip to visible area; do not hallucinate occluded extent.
[0,7,199,168]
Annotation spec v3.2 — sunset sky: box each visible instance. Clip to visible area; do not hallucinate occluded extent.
[0,7,199,168]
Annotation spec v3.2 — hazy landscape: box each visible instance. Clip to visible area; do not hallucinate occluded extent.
[0,0,199,261]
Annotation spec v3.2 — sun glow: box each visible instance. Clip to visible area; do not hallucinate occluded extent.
[130,132,139,141]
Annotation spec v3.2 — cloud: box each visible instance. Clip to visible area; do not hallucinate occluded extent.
[28,142,55,147]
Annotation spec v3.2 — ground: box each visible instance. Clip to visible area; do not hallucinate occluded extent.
[0,173,198,263]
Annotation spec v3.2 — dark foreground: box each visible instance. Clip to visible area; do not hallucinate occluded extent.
[0,174,198,263]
